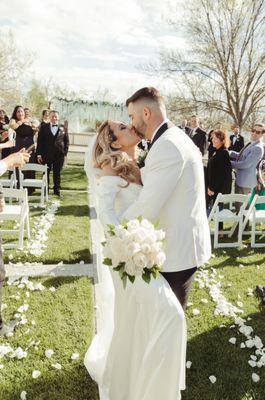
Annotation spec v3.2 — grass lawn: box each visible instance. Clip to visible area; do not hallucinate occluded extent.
[0,276,98,400]
[184,246,265,400]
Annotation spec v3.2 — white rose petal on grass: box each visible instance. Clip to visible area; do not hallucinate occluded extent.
[192,309,200,316]
[32,370,41,379]
[52,363,62,370]
[236,301,243,307]
[239,264,244,268]
[252,373,260,383]
[49,287,56,292]
[240,343,246,348]
[0,364,4,369]
[248,360,257,368]
[45,349,54,358]
[209,375,217,384]
[186,361,192,369]
[201,298,208,304]
[20,391,27,400]
[229,337,237,345]
[71,353,79,360]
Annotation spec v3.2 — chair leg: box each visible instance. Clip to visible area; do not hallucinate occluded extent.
[40,186,44,207]
[214,218,219,248]
[26,214,30,239]
[251,220,256,247]
[18,221,25,249]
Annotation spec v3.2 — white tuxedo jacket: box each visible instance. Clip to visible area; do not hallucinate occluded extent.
[122,126,211,272]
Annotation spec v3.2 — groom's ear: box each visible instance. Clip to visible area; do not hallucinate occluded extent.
[143,106,151,120]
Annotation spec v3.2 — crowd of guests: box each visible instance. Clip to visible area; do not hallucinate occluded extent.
[0,107,69,196]
[179,117,265,212]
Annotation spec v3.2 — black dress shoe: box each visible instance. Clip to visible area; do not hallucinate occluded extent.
[53,190,60,196]
[255,286,265,305]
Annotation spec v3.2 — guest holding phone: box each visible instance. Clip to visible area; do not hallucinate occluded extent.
[9,105,36,191]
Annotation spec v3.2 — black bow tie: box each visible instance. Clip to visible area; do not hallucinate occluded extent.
[52,124,58,127]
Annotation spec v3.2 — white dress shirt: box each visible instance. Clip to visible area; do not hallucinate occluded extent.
[50,123,58,136]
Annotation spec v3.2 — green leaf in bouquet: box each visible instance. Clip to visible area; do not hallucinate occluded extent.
[118,266,125,279]
[153,220,160,229]
[122,275,127,289]
[120,219,128,228]
[137,216,143,222]
[113,266,121,271]
[142,271,151,284]
[128,275,135,284]
[103,258,112,266]
[107,224,115,236]
[101,241,106,246]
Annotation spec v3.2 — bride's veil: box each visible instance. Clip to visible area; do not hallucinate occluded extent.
[84,134,115,393]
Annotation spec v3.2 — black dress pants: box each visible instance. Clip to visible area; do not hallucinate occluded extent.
[161,267,197,310]
[47,157,64,193]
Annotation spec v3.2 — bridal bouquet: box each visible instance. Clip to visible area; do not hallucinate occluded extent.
[103,218,166,288]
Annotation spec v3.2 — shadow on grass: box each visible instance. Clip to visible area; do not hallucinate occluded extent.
[2,364,99,400]
[43,276,86,288]
[56,205,89,217]
[61,167,87,191]
[183,310,265,400]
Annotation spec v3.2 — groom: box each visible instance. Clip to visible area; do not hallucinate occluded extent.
[122,87,211,309]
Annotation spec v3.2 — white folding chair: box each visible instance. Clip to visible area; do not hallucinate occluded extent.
[208,193,250,248]
[0,188,30,249]
[0,167,17,189]
[19,163,48,207]
[246,195,265,248]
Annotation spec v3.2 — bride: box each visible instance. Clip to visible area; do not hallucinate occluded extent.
[84,120,186,400]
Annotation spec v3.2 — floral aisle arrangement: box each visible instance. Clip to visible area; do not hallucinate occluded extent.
[103,218,166,288]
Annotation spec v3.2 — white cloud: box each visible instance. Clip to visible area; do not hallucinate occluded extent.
[1,0,183,100]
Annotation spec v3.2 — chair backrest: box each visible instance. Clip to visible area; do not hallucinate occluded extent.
[20,163,47,173]
[2,188,28,202]
[208,193,250,222]
[254,195,265,205]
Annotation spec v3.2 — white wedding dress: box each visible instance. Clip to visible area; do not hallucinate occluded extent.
[84,175,186,400]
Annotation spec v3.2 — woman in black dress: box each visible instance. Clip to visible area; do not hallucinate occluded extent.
[206,129,232,211]
[9,105,36,190]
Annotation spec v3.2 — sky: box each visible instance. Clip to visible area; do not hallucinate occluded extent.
[1,0,184,101]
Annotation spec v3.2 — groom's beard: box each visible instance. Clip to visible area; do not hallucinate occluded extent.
[134,121,147,139]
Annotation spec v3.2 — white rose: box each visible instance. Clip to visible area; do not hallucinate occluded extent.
[109,237,123,256]
[154,251,166,266]
[155,229,166,241]
[126,242,141,255]
[114,225,127,238]
[144,232,157,245]
[150,243,161,253]
[140,219,154,231]
[127,219,140,232]
[125,261,136,276]
[133,228,149,243]
[133,252,148,270]
[141,243,151,254]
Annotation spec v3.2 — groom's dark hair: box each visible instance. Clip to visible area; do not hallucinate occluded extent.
[126,87,164,107]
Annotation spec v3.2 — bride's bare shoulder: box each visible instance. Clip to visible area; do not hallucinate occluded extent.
[99,164,118,177]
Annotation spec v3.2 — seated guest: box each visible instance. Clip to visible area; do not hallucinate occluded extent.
[206,129,232,210]
[229,125,244,152]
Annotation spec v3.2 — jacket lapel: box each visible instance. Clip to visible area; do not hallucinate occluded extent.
[149,121,173,150]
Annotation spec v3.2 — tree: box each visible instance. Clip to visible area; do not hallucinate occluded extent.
[0,31,32,111]
[159,0,265,128]
[24,79,49,118]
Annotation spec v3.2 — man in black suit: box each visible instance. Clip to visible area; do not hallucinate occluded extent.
[186,115,207,155]
[229,125,244,152]
[36,110,69,196]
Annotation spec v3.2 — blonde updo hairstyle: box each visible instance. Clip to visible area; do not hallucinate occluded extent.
[93,120,138,186]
